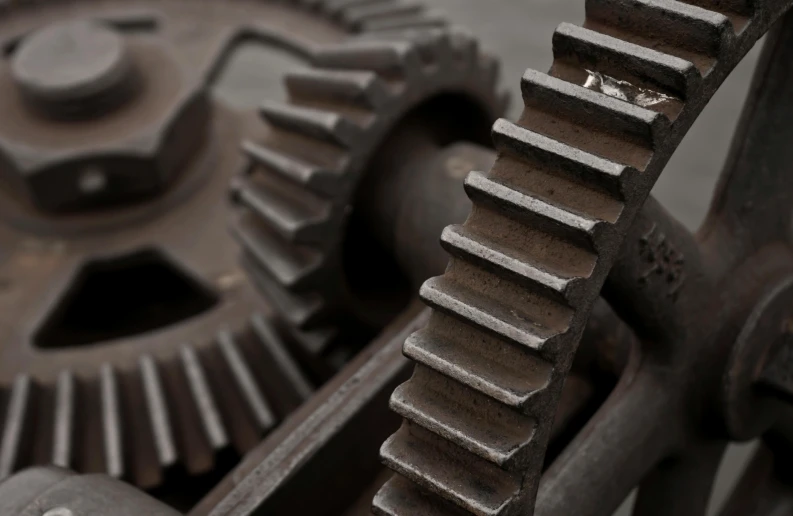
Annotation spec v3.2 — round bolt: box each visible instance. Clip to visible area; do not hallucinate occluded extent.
[11,20,135,118]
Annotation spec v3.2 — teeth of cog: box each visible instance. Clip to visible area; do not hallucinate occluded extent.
[0,315,310,484]
[374,0,773,513]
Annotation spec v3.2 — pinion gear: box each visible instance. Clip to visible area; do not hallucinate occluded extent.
[231,24,507,357]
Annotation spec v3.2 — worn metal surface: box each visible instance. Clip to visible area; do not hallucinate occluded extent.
[373,1,793,515]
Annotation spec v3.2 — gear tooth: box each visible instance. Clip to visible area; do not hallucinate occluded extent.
[553,22,701,99]
[216,330,276,433]
[491,118,637,201]
[259,101,363,148]
[52,370,76,469]
[361,10,446,32]
[391,367,538,469]
[380,423,520,516]
[403,326,552,409]
[139,355,178,469]
[340,0,422,30]
[286,324,338,356]
[231,214,323,289]
[521,68,669,151]
[250,314,314,401]
[0,375,33,479]
[374,475,467,515]
[419,276,563,356]
[179,345,230,451]
[285,68,388,110]
[99,364,124,480]
[586,0,734,58]
[440,225,587,306]
[231,174,332,245]
[321,0,377,16]
[679,0,753,17]
[243,254,326,329]
[241,139,342,196]
[464,170,610,251]
[314,40,421,79]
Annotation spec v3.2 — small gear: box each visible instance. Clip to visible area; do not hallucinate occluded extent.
[0,0,453,505]
[231,24,507,357]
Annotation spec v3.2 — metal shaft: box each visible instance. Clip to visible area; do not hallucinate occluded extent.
[359,129,497,287]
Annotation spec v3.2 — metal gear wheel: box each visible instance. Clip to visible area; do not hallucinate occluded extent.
[0,0,451,505]
[372,1,793,515]
[230,24,507,357]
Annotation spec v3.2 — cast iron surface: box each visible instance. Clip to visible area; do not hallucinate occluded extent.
[372,1,793,515]
[230,22,507,357]
[0,0,452,505]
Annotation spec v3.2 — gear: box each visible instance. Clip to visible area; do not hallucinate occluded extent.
[0,0,451,504]
[230,24,507,357]
[372,1,793,515]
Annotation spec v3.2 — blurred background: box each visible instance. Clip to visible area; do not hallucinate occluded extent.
[179,1,766,513]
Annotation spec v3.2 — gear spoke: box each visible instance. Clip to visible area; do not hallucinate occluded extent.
[604,196,704,345]
[536,366,677,516]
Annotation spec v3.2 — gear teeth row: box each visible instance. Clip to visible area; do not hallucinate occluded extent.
[0,315,312,487]
[376,0,785,514]
[233,26,505,355]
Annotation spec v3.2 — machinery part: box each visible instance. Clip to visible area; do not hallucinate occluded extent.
[0,466,179,515]
[372,1,793,515]
[189,297,617,516]
[230,22,506,356]
[0,0,449,505]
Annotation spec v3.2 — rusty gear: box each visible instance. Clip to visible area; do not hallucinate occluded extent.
[373,1,793,515]
[0,0,447,502]
[230,25,507,356]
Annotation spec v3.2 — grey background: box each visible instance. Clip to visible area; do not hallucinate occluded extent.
[212,2,767,513]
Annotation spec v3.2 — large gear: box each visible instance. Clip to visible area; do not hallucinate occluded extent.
[372,1,793,515]
[230,24,507,357]
[0,0,457,506]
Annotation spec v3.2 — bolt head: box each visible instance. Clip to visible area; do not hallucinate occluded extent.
[0,22,210,213]
[11,20,133,117]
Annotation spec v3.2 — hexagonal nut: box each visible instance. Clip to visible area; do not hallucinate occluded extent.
[0,23,211,213]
